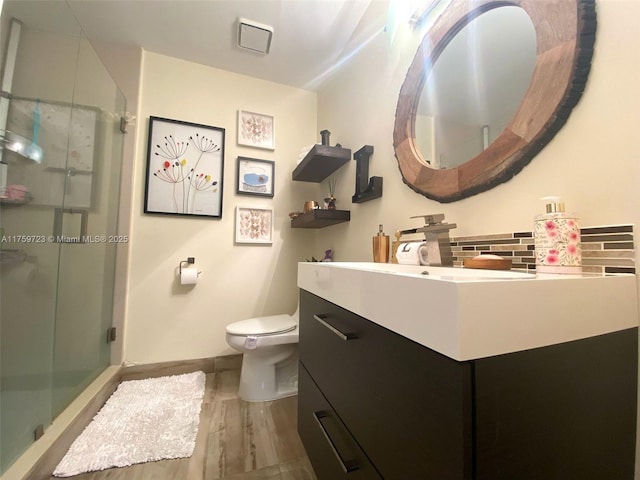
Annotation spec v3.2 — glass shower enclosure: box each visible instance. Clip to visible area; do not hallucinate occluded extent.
[0,1,125,473]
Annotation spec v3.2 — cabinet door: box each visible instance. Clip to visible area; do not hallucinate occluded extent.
[298,365,382,480]
[474,328,638,480]
[299,290,473,480]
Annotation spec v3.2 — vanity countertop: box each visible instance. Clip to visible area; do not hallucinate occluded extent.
[297,262,639,361]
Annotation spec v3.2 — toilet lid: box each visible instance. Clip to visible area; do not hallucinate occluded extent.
[226,314,297,336]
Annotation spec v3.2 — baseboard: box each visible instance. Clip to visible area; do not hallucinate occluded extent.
[120,354,241,381]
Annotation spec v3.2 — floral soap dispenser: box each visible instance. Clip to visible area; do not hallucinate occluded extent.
[534,196,582,274]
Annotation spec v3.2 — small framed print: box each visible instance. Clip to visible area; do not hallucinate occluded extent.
[234,206,274,245]
[237,110,275,150]
[236,157,274,197]
[144,116,225,218]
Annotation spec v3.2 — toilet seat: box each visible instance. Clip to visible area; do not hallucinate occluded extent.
[226,314,297,337]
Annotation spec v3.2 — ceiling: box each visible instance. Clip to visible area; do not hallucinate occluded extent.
[2,0,391,91]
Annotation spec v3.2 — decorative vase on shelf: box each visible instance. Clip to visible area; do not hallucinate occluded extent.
[324,197,336,210]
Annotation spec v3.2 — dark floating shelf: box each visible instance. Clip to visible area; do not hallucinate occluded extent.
[292,144,351,182]
[291,209,350,229]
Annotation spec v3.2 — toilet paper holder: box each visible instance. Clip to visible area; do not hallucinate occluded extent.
[179,257,196,273]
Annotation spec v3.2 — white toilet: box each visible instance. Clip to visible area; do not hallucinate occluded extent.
[225,307,299,402]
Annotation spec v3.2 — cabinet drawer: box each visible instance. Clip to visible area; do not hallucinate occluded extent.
[299,290,473,480]
[298,364,382,480]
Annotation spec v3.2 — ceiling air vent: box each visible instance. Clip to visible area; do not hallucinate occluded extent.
[238,18,273,55]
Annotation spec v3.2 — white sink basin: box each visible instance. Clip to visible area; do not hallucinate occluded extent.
[317,261,535,280]
[297,262,639,361]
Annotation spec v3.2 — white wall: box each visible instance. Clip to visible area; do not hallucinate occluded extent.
[124,51,318,365]
[315,0,640,259]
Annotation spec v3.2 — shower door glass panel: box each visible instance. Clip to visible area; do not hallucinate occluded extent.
[0,4,82,471]
[52,32,125,417]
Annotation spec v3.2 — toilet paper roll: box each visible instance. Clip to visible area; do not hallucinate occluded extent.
[180,266,200,285]
[396,242,424,265]
[418,244,429,266]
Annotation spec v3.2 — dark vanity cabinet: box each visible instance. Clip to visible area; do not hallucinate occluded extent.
[298,289,638,480]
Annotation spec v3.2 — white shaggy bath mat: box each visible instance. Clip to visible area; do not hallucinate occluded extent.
[53,371,206,477]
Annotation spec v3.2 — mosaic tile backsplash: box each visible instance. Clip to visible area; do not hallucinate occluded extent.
[450,225,634,274]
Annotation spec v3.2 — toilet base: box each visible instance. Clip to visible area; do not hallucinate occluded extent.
[238,345,298,402]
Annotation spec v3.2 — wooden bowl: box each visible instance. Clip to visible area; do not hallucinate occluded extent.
[463,255,512,270]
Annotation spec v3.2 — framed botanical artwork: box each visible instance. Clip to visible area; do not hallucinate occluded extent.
[234,206,274,244]
[144,116,225,218]
[236,157,274,197]
[237,110,275,150]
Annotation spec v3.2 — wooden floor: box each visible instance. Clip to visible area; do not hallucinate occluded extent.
[48,358,316,480]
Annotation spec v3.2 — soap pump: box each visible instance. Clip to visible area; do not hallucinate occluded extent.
[372,224,390,263]
[534,196,582,274]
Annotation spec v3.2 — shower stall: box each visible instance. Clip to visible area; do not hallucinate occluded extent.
[0,1,125,474]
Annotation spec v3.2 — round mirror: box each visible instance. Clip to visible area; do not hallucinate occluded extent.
[394,0,596,202]
[416,7,536,169]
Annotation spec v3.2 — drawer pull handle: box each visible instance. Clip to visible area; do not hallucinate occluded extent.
[313,410,359,473]
[314,314,356,341]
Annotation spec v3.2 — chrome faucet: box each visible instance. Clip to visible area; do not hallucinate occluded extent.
[405,214,457,266]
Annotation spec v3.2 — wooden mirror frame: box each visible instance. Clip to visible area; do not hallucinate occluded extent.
[393,0,596,203]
